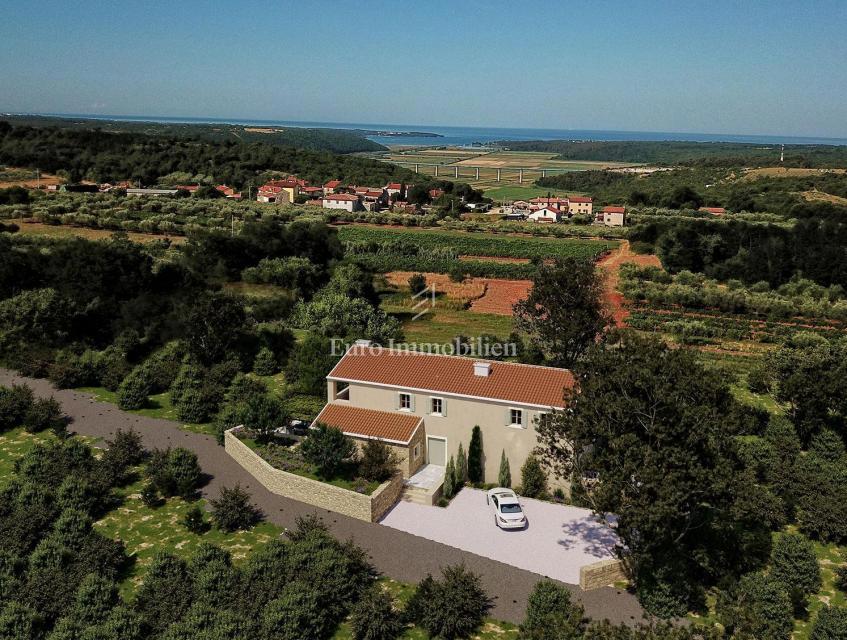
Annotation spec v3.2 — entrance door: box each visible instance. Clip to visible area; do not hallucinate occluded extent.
[426,437,446,466]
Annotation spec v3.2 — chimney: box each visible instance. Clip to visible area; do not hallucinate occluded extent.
[473,362,491,377]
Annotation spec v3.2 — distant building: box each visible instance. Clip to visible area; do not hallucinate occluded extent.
[322,193,362,212]
[215,184,242,199]
[700,207,726,216]
[568,196,593,216]
[301,186,324,198]
[257,177,308,204]
[385,182,406,199]
[175,184,200,193]
[465,202,491,212]
[323,179,343,193]
[126,188,179,197]
[528,206,562,223]
[598,206,626,227]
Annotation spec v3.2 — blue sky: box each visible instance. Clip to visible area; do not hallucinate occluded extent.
[1,0,846,137]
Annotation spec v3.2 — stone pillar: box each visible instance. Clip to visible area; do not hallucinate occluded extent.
[519,168,523,184]
[541,169,546,178]
[414,164,419,173]
[475,167,480,180]
[434,165,439,177]
[454,166,459,178]
[496,168,501,182]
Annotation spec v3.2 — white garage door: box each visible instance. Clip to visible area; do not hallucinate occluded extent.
[427,437,446,466]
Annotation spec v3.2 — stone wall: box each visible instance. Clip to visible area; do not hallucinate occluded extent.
[579,558,627,591]
[224,428,403,523]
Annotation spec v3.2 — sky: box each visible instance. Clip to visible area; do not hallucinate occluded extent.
[1,0,846,138]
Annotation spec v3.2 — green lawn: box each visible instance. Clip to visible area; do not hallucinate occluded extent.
[0,428,51,484]
[384,304,515,345]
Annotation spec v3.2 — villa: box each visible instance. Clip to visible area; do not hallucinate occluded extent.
[314,343,573,496]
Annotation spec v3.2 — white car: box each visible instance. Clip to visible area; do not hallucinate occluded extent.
[486,488,527,530]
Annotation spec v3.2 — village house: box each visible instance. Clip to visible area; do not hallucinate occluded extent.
[700,207,726,216]
[257,177,308,204]
[215,184,242,199]
[384,182,407,199]
[322,193,362,212]
[527,205,562,223]
[323,179,343,193]
[316,344,572,489]
[598,205,626,227]
[529,196,569,212]
[568,196,593,216]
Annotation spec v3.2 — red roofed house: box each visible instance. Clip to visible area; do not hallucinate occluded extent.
[323,179,343,193]
[598,206,626,227]
[319,343,573,492]
[568,196,593,216]
[215,185,242,199]
[700,207,726,216]
[527,205,562,223]
[322,193,363,212]
[257,177,309,204]
[384,182,407,199]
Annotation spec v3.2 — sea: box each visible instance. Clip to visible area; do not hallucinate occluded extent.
[43,113,847,147]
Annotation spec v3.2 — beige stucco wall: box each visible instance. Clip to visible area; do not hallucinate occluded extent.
[224,428,403,522]
[330,381,556,488]
[349,424,424,479]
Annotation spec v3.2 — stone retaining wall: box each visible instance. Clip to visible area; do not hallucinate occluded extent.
[224,428,403,522]
[579,558,627,591]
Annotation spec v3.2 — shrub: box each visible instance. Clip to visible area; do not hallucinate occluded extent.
[99,428,145,485]
[770,533,821,600]
[812,605,847,640]
[498,450,511,488]
[746,363,772,394]
[142,341,186,392]
[0,384,34,432]
[810,429,846,462]
[98,346,131,391]
[520,579,584,639]
[261,583,332,640]
[520,455,547,498]
[141,483,160,508]
[183,504,208,534]
[253,347,278,376]
[210,484,262,532]
[23,396,67,436]
[408,273,427,295]
[467,426,483,484]
[48,349,101,389]
[359,440,399,483]
[411,565,492,640]
[300,423,357,478]
[835,565,847,593]
[349,588,403,640]
[145,448,201,499]
[116,366,152,410]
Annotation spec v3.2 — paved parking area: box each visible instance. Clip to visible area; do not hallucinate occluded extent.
[380,488,618,585]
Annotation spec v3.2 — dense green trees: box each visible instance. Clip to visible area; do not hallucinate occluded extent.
[300,424,358,478]
[405,565,493,640]
[536,334,772,617]
[209,485,263,533]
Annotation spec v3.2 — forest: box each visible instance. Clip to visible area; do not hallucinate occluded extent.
[1,114,387,154]
[0,122,416,187]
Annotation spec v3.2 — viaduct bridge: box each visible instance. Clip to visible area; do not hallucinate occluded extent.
[386,161,575,183]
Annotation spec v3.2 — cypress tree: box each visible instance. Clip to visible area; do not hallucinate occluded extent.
[443,456,455,499]
[455,443,467,488]
[468,426,483,484]
[498,450,512,488]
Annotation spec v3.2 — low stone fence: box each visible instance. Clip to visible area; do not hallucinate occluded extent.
[579,558,627,591]
[224,427,404,523]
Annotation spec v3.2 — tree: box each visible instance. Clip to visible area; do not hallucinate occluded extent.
[133,552,194,635]
[498,450,512,488]
[770,533,821,605]
[285,333,341,396]
[716,573,793,640]
[443,456,456,500]
[411,565,492,640]
[116,367,152,411]
[514,257,611,368]
[811,605,847,640]
[535,334,771,616]
[145,448,201,499]
[455,442,467,488]
[209,484,262,532]
[181,293,247,366]
[467,426,483,484]
[349,588,403,640]
[520,455,547,499]
[300,424,357,478]
[359,440,399,483]
[520,580,584,640]
[261,583,333,640]
[408,273,427,295]
[22,396,67,437]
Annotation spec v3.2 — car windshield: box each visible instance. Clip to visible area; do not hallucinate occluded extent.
[500,504,522,514]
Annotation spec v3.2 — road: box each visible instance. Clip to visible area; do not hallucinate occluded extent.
[0,368,645,625]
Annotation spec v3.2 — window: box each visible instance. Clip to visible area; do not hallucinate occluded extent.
[537,412,552,430]
[509,408,523,427]
[413,443,421,460]
[399,393,412,411]
[430,397,444,416]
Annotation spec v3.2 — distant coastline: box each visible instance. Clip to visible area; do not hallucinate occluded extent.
[12,112,847,147]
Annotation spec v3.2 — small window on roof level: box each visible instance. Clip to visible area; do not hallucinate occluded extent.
[431,397,443,415]
[509,408,523,427]
[399,393,412,411]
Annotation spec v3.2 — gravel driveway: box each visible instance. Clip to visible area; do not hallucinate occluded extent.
[381,488,618,585]
[0,369,644,625]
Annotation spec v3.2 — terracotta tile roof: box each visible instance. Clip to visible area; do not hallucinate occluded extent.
[568,196,593,203]
[602,206,626,213]
[323,180,342,189]
[313,403,422,444]
[328,347,572,408]
[700,207,726,215]
[324,193,360,201]
[386,182,403,190]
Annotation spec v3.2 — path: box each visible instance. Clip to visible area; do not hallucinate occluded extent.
[597,240,661,327]
[0,369,644,625]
